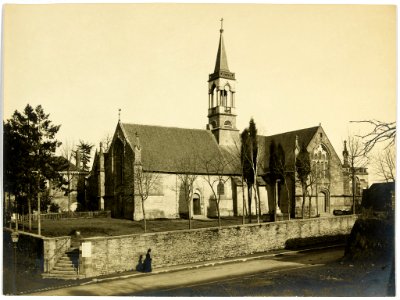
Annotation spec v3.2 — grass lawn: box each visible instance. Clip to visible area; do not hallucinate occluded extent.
[16,216,261,238]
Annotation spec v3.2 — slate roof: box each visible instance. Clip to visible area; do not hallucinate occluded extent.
[262,126,319,170]
[214,30,230,73]
[52,156,80,172]
[119,123,320,175]
[121,123,229,174]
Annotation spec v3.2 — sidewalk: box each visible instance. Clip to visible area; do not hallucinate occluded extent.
[20,244,343,295]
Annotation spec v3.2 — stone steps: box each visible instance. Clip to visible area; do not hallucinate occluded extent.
[42,273,80,280]
[42,247,79,280]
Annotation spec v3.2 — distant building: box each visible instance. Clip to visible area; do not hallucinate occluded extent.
[87,24,367,220]
[361,182,395,211]
[48,156,88,212]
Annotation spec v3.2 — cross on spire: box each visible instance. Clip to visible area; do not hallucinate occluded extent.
[118,108,121,122]
[213,18,230,73]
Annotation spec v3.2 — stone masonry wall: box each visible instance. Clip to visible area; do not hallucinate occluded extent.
[43,236,71,272]
[79,215,357,278]
[3,230,70,273]
[294,127,352,217]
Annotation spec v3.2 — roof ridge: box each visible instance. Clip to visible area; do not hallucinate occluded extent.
[121,122,211,133]
[261,126,320,138]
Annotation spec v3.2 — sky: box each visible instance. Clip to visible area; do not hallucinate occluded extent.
[2,3,396,183]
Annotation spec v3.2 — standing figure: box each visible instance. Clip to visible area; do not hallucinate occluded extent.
[136,255,144,272]
[143,248,152,272]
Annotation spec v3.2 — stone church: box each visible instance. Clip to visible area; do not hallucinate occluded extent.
[87,24,368,220]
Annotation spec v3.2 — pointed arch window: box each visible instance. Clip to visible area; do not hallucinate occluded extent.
[217,181,225,195]
[114,139,124,186]
[312,144,330,179]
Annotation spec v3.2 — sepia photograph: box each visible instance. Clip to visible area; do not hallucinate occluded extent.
[2,2,396,296]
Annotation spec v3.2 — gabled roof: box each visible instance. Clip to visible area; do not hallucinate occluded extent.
[52,156,81,172]
[119,124,322,175]
[262,126,320,170]
[121,123,229,174]
[115,123,334,176]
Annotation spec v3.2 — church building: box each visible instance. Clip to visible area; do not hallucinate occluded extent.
[86,23,367,220]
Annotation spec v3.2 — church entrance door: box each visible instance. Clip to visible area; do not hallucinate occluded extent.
[318,191,327,213]
[193,194,201,215]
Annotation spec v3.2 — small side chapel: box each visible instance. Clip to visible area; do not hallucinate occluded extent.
[87,22,367,220]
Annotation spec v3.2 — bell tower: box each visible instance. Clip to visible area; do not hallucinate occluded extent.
[207,19,239,145]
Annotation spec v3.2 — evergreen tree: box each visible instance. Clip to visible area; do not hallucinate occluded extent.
[268,140,286,220]
[241,118,259,223]
[3,104,62,227]
[77,140,94,172]
[295,143,311,219]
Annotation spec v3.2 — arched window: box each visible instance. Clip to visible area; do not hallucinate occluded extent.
[211,85,217,107]
[211,121,217,129]
[224,85,231,107]
[114,139,124,185]
[312,144,330,179]
[217,181,225,195]
[355,177,361,196]
[223,120,232,128]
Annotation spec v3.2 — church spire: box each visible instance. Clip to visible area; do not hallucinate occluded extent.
[214,18,230,73]
[209,18,235,82]
[207,19,238,145]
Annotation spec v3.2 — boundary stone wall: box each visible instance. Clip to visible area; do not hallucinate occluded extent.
[79,215,357,277]
[3,229,70,273]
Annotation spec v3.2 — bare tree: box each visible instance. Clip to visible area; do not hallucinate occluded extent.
[351,120,396,154]
[101,133,113,152]
[253,148,264,223]
[200,154,232,227]
[61,140,76,213]
[241,119,262,223]
[134,167,160,232]
[295,143,311,219]
[279,147,294,220]
[231,139,248,225]
[346,135,368,214]
[305,166,320,218]
[268,141,294,221]
[372,146,395,183]
[176,156,199,230]
[312,158,331,217]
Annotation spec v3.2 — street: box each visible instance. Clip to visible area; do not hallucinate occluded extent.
[27,245,393,296]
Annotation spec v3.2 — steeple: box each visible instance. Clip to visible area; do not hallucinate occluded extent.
[214,18,230,74]
[209,19,235,82]
[207,19,238,145]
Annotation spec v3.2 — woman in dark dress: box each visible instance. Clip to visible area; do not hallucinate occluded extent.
[143,248,152,272]
[136,255,144,272]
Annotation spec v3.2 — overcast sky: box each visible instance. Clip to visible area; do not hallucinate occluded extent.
[2,3,396,183]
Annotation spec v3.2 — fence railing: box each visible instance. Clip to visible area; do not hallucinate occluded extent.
[19,211,111,222]
[44,237,71,273]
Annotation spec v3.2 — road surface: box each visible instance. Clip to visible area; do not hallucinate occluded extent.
[29,246,393,296]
